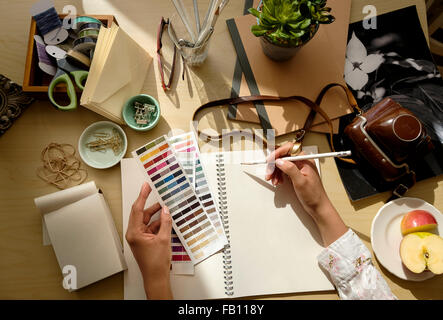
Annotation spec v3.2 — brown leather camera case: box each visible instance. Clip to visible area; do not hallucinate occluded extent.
[344,97,433,182]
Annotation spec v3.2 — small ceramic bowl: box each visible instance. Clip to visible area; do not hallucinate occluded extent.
[122,94,161,131]
[78,121,127,169]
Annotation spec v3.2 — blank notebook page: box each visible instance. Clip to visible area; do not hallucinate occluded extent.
[201,149,333,298]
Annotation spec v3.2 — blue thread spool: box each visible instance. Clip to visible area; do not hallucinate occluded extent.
[31,2,69,45]
[34,7,61,35]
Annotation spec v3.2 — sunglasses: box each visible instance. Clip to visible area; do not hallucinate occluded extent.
[157,17,178,91]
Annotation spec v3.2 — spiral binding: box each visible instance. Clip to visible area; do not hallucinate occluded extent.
[216,153,234,296]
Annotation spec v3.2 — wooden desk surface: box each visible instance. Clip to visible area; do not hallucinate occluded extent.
[1,0,441,300]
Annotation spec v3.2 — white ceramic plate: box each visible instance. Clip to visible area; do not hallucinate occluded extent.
[371,197,443,281]
[78,121,127,169]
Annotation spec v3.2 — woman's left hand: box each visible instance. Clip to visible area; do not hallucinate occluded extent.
[125,182,173,299]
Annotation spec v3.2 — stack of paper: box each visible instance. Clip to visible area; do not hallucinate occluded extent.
[81,24,152,124]
[34,181,127,290]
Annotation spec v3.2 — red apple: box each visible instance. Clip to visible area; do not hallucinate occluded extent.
[400,210,438,236]
[400,232,443,274]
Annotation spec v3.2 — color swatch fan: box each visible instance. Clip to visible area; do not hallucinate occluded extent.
[132,135,226,264]
[167,132,227,272]
[169,132,227,238]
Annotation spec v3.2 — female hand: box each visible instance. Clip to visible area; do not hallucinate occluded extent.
[265,142,348,246]
[125,182,173,299]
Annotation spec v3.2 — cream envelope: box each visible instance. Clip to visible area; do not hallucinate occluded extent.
[81,24,152,124]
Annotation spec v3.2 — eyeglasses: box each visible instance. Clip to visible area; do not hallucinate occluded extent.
[157,17,178,91]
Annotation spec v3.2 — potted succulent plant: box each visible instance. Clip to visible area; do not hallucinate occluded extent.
[249,0,335,61]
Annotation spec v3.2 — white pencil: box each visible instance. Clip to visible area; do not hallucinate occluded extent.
[241,150,352,165]
[172,0,197,43]
[196,0,219,46]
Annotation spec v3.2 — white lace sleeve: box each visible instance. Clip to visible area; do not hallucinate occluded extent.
[317,228,397,300]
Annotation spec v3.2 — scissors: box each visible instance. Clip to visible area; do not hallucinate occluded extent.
[47,55,89,111]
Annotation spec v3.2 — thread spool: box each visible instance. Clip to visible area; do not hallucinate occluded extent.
[34,35,56,75]
[73,37,97,54]
[30,0,68,45]
[45,45,67,60]
[78,23,102,32]
[78,29,100,39]
[66,49,91,69]
[73,16,102,31]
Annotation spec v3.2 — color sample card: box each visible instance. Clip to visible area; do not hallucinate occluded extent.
[169,151,195,273]
[165,141,194,273]
[170,229,194,275]
[169,132,227,239]
[132,135,225,264]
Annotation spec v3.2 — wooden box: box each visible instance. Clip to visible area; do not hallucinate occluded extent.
[23,14,117,94]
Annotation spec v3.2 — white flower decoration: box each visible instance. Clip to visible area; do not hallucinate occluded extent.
[344,32,385,91]
[357,87,386,102]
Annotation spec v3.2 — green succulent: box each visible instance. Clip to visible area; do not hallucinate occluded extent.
[249,0,335,47]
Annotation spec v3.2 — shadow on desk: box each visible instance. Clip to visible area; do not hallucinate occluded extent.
[140,62,159,107]
[162,62,196,109]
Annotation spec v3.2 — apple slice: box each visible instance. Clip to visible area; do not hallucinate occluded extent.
[400,232,443,274]
[400,210,438,236]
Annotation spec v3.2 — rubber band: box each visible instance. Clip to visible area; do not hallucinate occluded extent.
[36,143,88,189]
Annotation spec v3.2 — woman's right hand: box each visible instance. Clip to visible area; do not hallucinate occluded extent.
[265,142,331,217]
[266,142,348,246]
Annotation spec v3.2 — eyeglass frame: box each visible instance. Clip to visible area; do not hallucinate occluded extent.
[157,17,178,91]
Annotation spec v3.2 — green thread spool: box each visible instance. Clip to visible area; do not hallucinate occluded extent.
[78,29,100,38]
[74,16,102,31]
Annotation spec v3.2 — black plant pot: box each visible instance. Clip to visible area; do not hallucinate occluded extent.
[259,25,319,62]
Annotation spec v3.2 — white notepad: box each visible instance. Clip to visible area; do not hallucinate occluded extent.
[35,182,99,246]
[35,182,127,290]
[122,147,333,299]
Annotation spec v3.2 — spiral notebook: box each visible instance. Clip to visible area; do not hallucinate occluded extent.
[122,147,333,299]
